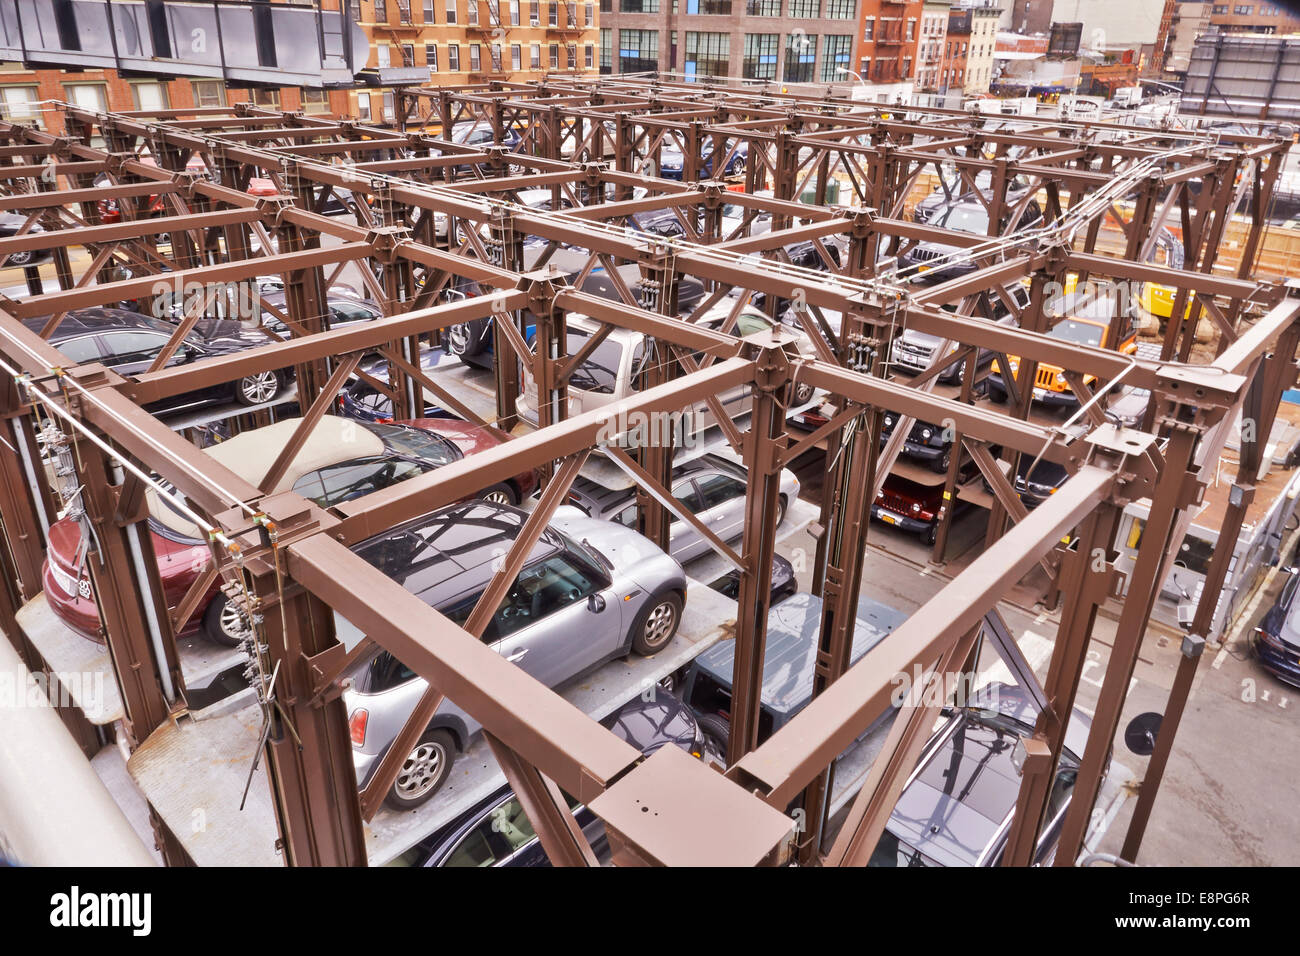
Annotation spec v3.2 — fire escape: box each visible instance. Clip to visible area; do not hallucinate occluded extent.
[468,0,511,79]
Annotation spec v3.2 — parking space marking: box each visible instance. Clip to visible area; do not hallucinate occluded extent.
[1212,647,1227,670]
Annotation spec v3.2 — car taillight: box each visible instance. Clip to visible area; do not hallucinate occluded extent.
[349,709,368,746]
[1257,628,1287,653]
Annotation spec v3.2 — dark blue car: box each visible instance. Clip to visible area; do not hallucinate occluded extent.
[400,695,706,867]
[1255,568,1300,687]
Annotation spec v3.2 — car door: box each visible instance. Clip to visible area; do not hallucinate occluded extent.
[692,471,748,549]
[97,330,175,375]
[663,479,705,562]
[50,333,106,366]
[487,551,619,688]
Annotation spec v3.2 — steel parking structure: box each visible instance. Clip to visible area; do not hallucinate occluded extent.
[0,81,1295,867]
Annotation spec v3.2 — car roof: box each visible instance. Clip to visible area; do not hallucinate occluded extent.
[24,308,175,339]
[353,500,563,611]
[690,592,906,716]
[147,416,385,536]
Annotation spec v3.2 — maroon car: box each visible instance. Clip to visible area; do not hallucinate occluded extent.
[871,473,949,546]
[42,415,536,646]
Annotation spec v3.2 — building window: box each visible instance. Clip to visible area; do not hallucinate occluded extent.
[449,43,461,69]
[531,0,540,22]
[192,80,226,108]
[302,89,330,114]
[424,0,436,22]
[376,0,388,21]
[402,43,416,65]
[510,0,521,23]
[862,19,873,41]
[684,31,729,77]
[0,85,40,126]
[743,33,779,79]
[251,89,281,109]
[383,91,396,122]
[1233,4,1252,12]
[618,29,658,72]
[531,43,541,68]
[586,1,595,23]
[428,43,439,70]
[130,82,169,111]
[64,83,108,113]
[906,18,915,41]
[512,43,522,69]
[784,32,816,82]
[789,0,818,16]
[357,92,372,120]
[600,28,612,72]
[550,1,559,24]
[377,44,391,68]
[470,43,482,70]
[686,0,732,12]
[551,43,560,68]
[446,0,457,21]
[1211,4,1227,12]
[822,34,851,81]
[825,0,854,18]
[567,42,577,66]
[397,0,414,22]
[491,42,503,69]
[620,0,660,9]
[745,0,781,12]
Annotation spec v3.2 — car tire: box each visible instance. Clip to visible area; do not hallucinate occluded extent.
[931,447,952,474]
[922,523,938,547]
[988,382,1008,404]
[793,381,815,405]
[477,482,517,506]
[697,712,730,762]
[776,494,788,527]
[447,318,488,361]
[234,370,282,407]
[6,250,33,267]
[631,589,683,656]
[202,593,251,648]
[383,728,456,811]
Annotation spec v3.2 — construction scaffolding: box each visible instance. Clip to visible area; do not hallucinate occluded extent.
[0,79,1295,866]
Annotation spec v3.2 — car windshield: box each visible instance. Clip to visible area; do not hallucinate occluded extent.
[1048,319,1105,347]
[565,330,624,394]
[364,422,461,465]
[936,205,990,235]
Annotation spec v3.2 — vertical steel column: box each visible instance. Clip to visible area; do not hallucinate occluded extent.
[1054,423,1204,865]
[1002,502,1122,866]
[490,209,526,430]
[243,524,368,867]
[0,384,49,601]
[727,348,788,766]
[633,251,680,554]
[372,183,422,421]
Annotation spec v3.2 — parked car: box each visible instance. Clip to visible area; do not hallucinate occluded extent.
[41,415,532,646]
[260,291,383,337]
[343,500,688,809]
[1013,456,1069,509]
[868,682,1091,867]
[682,591,905,754]
[872,473,959,546]
[26,309,294,411]
[338,348,456,423]
[399,695,706,866]
[1253,568,1300,687]
[879,412,960,474]
[901,198,1045,284]
[707,553,798,606]
[564,454,801,564]
[749,240,843,316]
[889,283,1031,383]
[657,139,748,180]
[0,212,49,267]
[515,301,819,435]
[989,292,1138,407]
[912,170,1036,225]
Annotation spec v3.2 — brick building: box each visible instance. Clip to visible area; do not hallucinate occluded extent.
[916,0,953,90]
[855,0,926,83]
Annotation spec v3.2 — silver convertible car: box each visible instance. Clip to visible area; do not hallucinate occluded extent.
[343,500,688,810]
[564,454,801,565]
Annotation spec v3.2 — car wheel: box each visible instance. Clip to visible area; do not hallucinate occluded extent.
[932,447,952,474]
[776,494,788,527]
[202,593,251,648]
[631,589,683,656]
[447,319,487,360]
[235,371,281,406]
[477,482,517,506]
[6,250,33,267]
[988,383,1008,404]
[922,523,939,547]
[793,381,815,405]
[383,728,456,811]
[697,712,730,762]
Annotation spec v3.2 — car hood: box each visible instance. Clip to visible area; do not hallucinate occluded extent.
[200,327,277,356]
[401,417,506,458]
[549,506,682,582]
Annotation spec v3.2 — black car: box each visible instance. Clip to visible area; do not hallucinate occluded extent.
[29,308,292,411]
[260,291,383,337]
[1013,456,1069,509]
[0,212,49,267]
[399,695,706,867]
[880,412,957,474]
[750,240,842,317]
[708,553,798,606]
[1254,568,1300,688]
[869,683,1091,867]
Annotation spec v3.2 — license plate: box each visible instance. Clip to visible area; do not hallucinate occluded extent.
[879,512,897,525]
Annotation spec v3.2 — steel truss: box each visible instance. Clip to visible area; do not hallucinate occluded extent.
[0,84,1294,866]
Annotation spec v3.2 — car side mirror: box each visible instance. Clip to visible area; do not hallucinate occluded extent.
[588,593,606,613]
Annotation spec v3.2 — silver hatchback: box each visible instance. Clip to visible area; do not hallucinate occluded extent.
[343,500,688,810]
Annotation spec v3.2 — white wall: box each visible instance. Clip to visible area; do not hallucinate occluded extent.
[1052,0,1165,52]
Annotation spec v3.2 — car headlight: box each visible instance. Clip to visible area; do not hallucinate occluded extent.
[1008,359,1019,372]
[884,416,894,428]
[911,502,921,513]
[1055,373,1067,386]
[920,428,932,440]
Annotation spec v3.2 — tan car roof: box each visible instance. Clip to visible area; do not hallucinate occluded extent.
[147,416,382,538]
